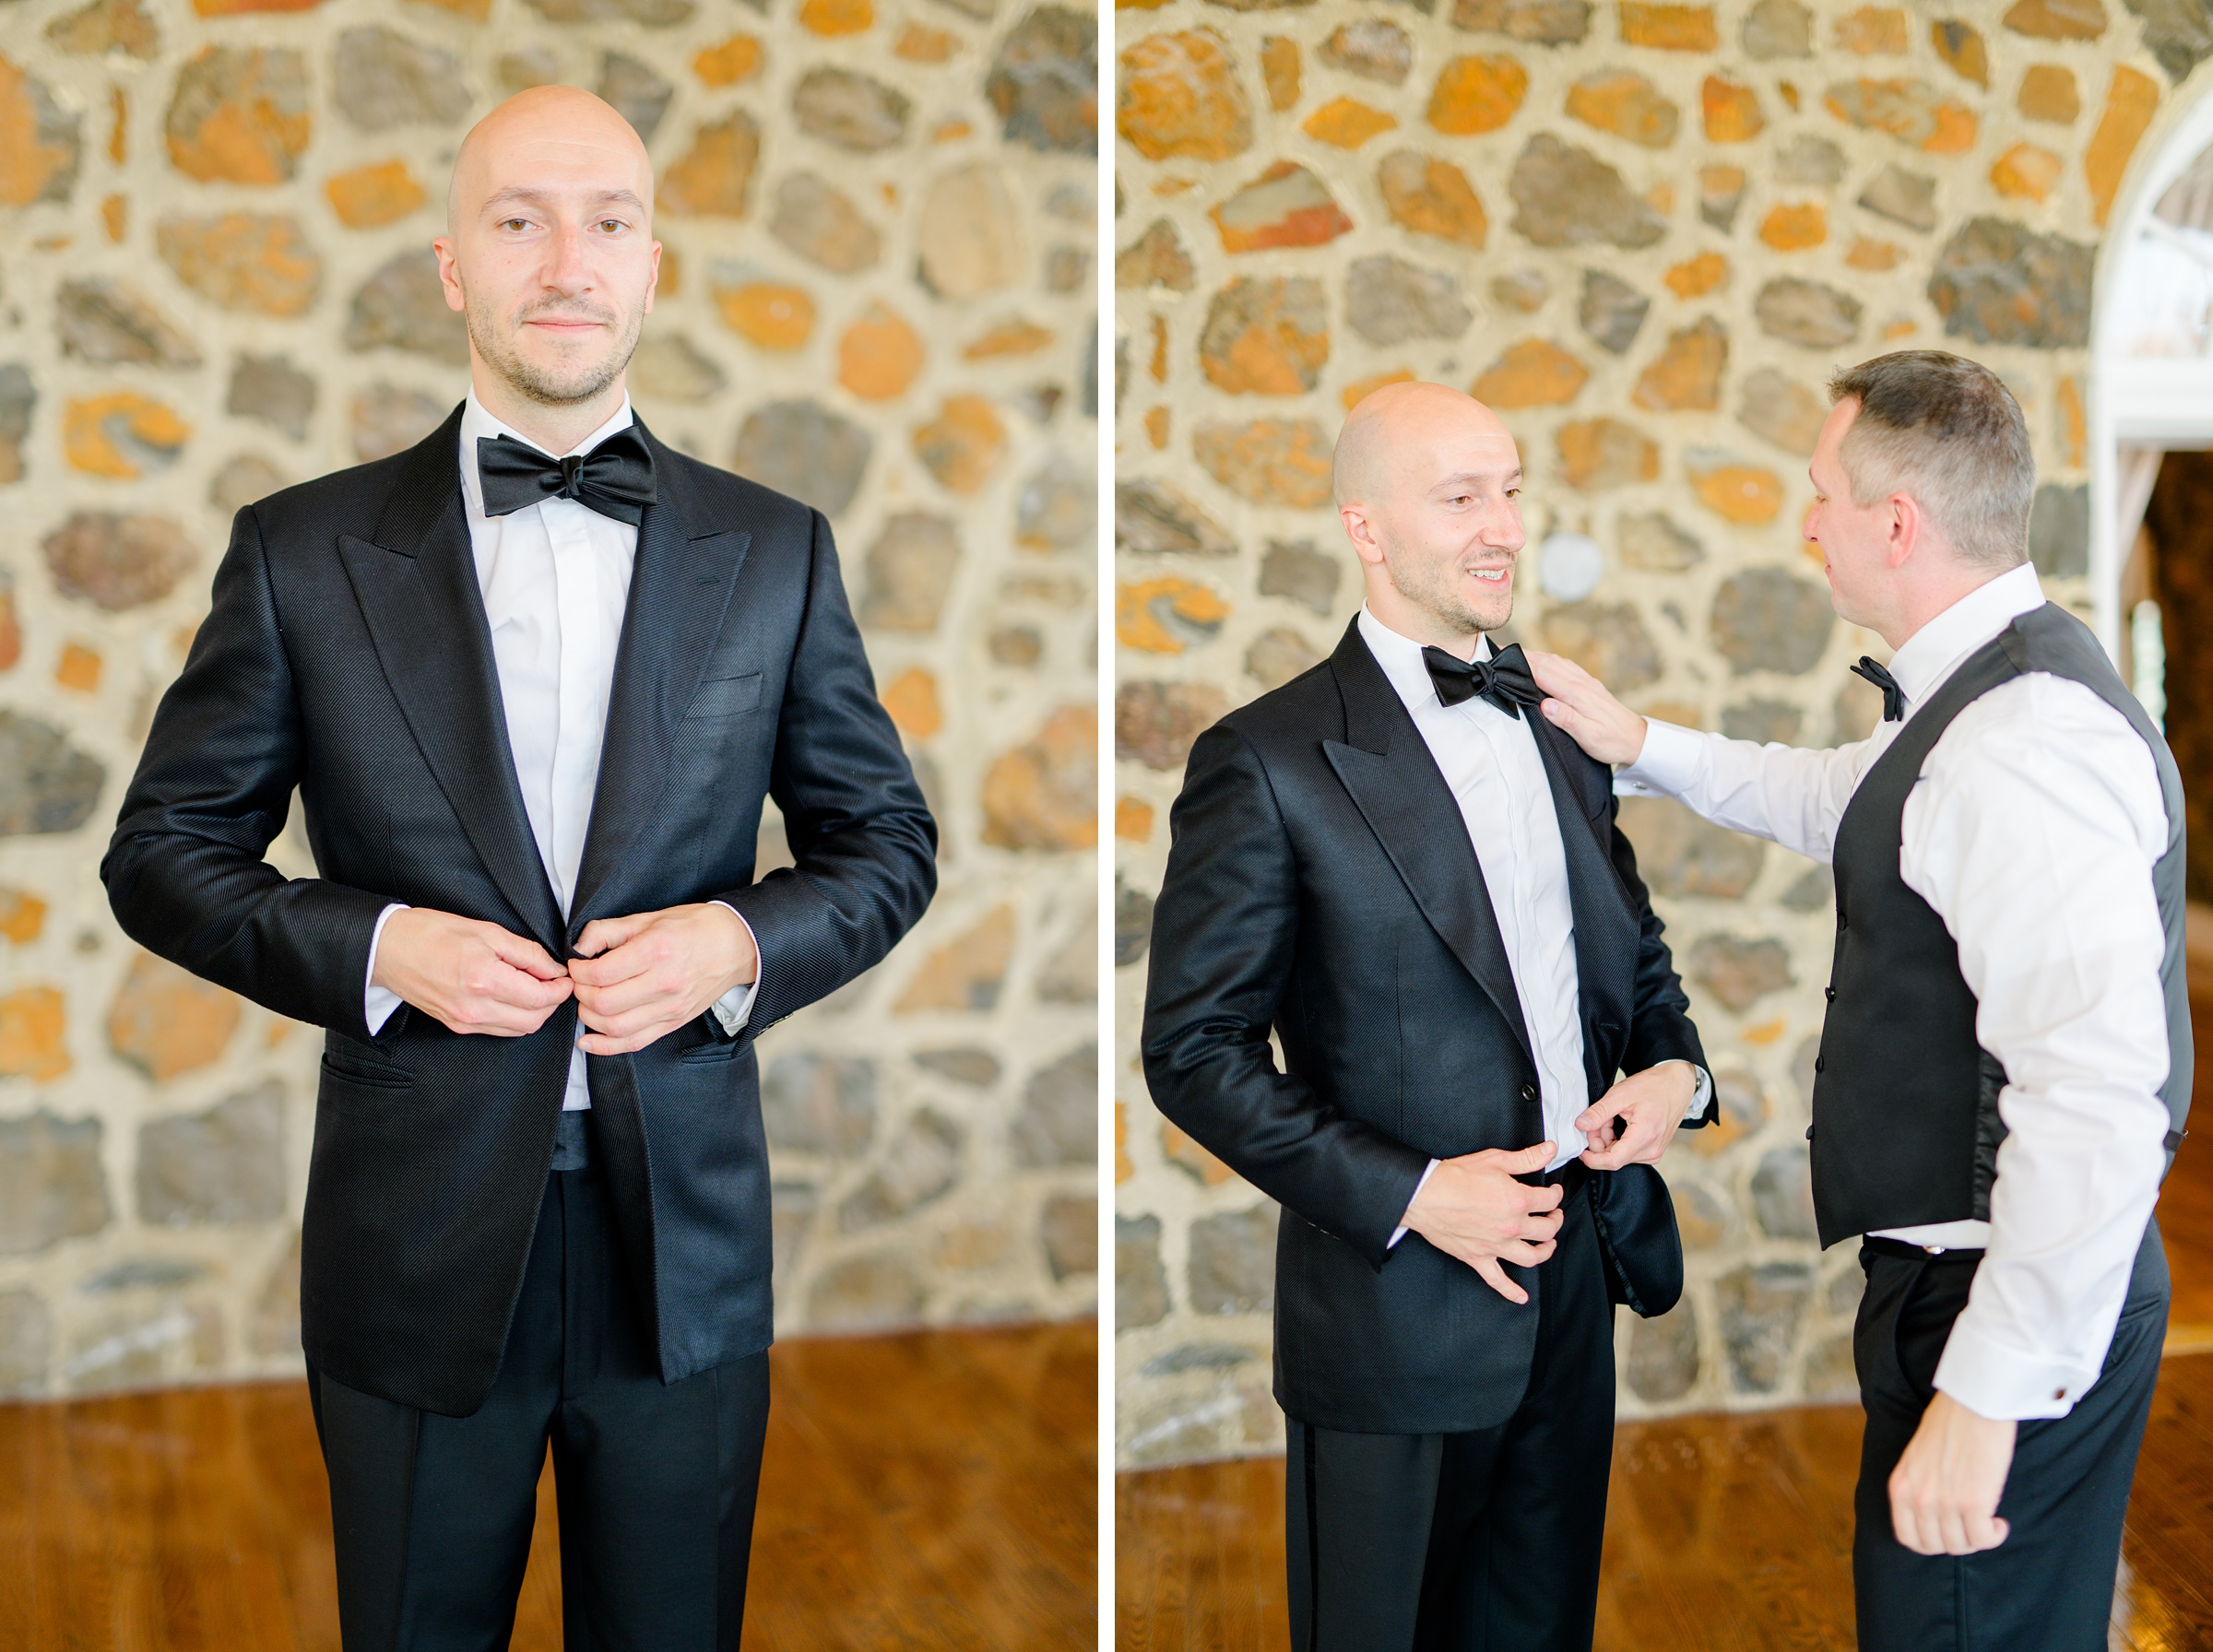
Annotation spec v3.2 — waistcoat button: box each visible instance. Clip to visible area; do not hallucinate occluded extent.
[1814,1055,1826,1073]
[1520,1082,1538,1103]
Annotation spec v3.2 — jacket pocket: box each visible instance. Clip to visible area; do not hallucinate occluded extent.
[321,1051,415,1090]
[685,672,764,721]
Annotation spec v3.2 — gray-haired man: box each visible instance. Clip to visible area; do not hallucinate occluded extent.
[1533,350,2187,1652]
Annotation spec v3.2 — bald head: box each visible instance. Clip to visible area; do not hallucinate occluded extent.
[1333,381,1515,511]
[448,86,654,235]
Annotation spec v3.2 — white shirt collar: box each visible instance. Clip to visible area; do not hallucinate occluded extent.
[458,388,635,521]
[1884,560,2047,714]
[1357,605,1497,714]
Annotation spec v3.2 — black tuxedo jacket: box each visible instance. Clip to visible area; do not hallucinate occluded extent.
[101,404,936,1417]
[1141,620,1707,1434]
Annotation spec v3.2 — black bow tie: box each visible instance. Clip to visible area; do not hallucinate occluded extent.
[476,427,657,525]
[1422,642,1546,718]
[1852,655,1906,722]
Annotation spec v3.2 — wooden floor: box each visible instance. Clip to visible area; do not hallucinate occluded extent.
[0,1320,1095,1651]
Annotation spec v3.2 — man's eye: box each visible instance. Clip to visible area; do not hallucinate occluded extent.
[502,218,530,231]
[599,219,624,232]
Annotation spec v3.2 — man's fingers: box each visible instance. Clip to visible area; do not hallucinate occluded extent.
[1472,1257,1531,1305]
[574,912,654,961]
[1497,1140,1555,1173]
[483,928,566,980]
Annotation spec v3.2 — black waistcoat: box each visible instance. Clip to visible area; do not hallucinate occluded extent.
[1808,601,2191,1248]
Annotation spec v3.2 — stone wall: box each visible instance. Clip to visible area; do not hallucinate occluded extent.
[0,0,1098,1398]
[1113,0,2175,1467]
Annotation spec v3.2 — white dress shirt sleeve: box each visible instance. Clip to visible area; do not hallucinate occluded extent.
[1904,677,2173,1420]
[1616,718,1883,865]
[363,902,408,1034]
[708,902,762,1034]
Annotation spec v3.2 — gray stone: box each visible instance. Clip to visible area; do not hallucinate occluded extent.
[1247,628,1323,691]
[1754,277,1862,348]
[1781,865,1834,912]
[771,1180,818,1288]
[1141,1341,1257,1375]
[1509,135,1667,249]
[1117,480,1236,557]
[988,6,1096,152]
[761,1054,877,1156]
[1618,512,1703,572]
[1346,256,1473,346]
[807,1254,924,1330]
[598,53,673,143]
[1450,0,1592,42]
[1041,1194,1097,1280]
[915,1048,1001,1086]
[1,714,112,832]
[1713,1067,1770,1137]
[1674,1180,1731,1249]
[1047,183,1092,220]
[1712,568,1835,676]
[1538,602,1661,691]
[1189,1205,1275,1315]
[1321,18,1414,79]
[0,1112,110,1255]
[1116,882,1155,968]
[1791,1034,1822,1107]
[210,454,290,515]
[1775,135,1845,184]
[1117,220,1197,292]
[1012,1044,1095,1167]
[42,512,195,610]
[226,354,314,440]
[58,280,200,368]
[1751,1146,1818,1239]
[65,1299,223,1389]
[1805,1331,1858,1399]
[1742,0,1813,55]
[83,1259,207,1292]
[1260,540,1343,615]
[1037,909,1097,1004]
[2030,482,2089,576]
[1700,167,1747,231]
[334,28,470,131]
[628,334,725,404]
[0,365,33,482]
[1491,266,1552,312]
[1627,1306,1698,1401]
[917,164,1026,299]
[346,250,469,364]
[350,384,445,463]
[838,1109,964,1232]
[860,513,963,632]
[1690,934,1793,1010]
[1617,796,1766,899]
[0,1290,53,1394]
[1201,277,1329,395]
[1017,455,1092,550]
[1716,1262,1812,1392]
[1930,218,2094,348]
[770,174,882,274]
[1118,680,1229,771]
[793,67,910,152]
[2125,0,2213,80]
[497,47,561,93]
[136,1080,284,1226]
[1858,164,1938,231]
[3,60,79,203]
[1737,368,1827,456]
[731,400,871,516]
[1579,269,1650,354]
[521,0,694,22]
[991,626,1044,667]
[1118,1214,1170,1328]
[1720,699,1803,743]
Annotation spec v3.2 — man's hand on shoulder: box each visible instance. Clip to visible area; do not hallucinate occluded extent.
[1526,649,1648,766]
[371,908,573,1036]
[570,903,758,1056]
[1889,1390,2017,1556]
[1577,1060,1697,1170]
[1402,1141,1565,1305]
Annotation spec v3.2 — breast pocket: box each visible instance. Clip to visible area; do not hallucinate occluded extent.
[685,672,764,721]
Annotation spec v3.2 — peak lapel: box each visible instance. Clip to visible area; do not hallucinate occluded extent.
[335,403,564,952]
[1320,620,1533,1064]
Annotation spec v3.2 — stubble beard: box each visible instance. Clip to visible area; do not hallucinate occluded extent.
[465,284,644,408]
[1387,549,1513,639]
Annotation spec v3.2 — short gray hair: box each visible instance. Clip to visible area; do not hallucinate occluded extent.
[1826,351,2035,570]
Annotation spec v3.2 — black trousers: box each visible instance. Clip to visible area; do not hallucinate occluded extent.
[1852,1221,2169,1652]
[1284,1175,1615,1652]
[306,1115,770,1651]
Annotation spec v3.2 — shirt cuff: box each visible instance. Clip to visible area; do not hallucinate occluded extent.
[1389,1159,1440,1250]
[708,902,761,1035]
[1932,1314,2099,1422]
[1615,718,1705,797]
[1685,1063,1713,1123]
[363,903,408,1035]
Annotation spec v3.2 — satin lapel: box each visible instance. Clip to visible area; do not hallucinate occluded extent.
[1320,622,1533,1064]
[567,424,752,931]
[1525,711,1636,1079]
[336,405,564,952]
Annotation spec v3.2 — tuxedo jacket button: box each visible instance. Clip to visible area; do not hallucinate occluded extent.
[1520,1082,1538,1103]
[1813,1056,1826,1073]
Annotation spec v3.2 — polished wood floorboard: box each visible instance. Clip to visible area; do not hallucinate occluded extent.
[1118,1351,2213,1651]
[0,1320,1095,1652]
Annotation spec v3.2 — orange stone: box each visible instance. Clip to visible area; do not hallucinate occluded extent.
[1118,577,1232,654]
[109,86,124,165]
[0,986,68,1080]
[1193,419,1334,507]
[0,55,77,206]
[1846,237,1900,270]
[1472,339,1589,408]
[1702,75,1764,141]
[157,214,321,315]
[2018,64,2079,122]
[1992,140,2063,201]
[2003,0,2105,37]
[193,0,318,10]
[714,282,815,349]
[1162,1120,1237,1186]
[837,302,924,401]
[933,119,973,143]
[1144,407,1169,448]
[1209,161,1352,252]
[1118,30,1252,162]
[402,0,488,16]
[1303,96,1397,148]
[1343,368,1416,411]
[964,319,1056,359]
[166,48,311,184]
[1568,70,1679,148]
[1426,54,1528,136]
[65,393,191,478]
[1200,277,1330,394]
[661,113,761,217]
[914,395,1008,495]
[2057,375,2086,469]
[979,704,1096,852]
[1837,6,1909,51]
[54,643,101,692]
[109,951,239,1080]
[879,667,941,738]
[894,905,1015,1012]
[893,24,953,62]
[1116,796,1155,841]
[0,584,18,665]
[1115,1103,1132,1184]
[1261,37,1300,112]
[1931,19,1990,85]
[1150,316,1168,380]
[325,159,424,230]
[1689,456,1784,524]
[1882,316,1918,339]
[1557,419,1659,490]
[1619,2,1719,48]
[693,35,764,86]
[1634,318,1727,410]
[1759,201,1827,250]
[101,195,124,242]
[0,888,45,945]
[1376,150,1488,249]
[1824,77,1977,152]
[799,0,870,34]
[2087,65,2159,225]
[1665,252,1728,298]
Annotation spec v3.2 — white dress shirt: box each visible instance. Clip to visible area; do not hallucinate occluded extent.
[1357,611,1710,1246]
[362,391,759,1111]
[1618,561,2173,1419]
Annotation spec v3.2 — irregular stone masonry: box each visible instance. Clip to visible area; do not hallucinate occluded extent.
[1115,0,2158,1466]
[0,0,1097,1397]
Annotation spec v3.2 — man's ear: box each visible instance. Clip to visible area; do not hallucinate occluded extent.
[1341,505,1383,567]
[1886,492,1921,570]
